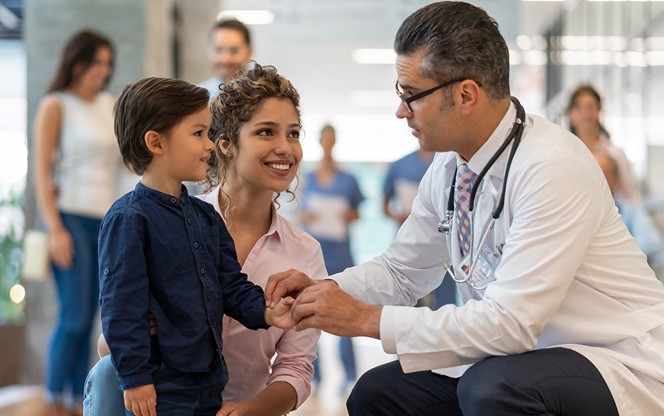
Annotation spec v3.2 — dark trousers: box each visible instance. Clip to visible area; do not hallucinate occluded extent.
[347,347,619,416]
[125,358,225,416]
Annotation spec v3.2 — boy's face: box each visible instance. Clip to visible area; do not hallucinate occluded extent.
[229,97,302,194]
[162,107,214,183]
[209,28,252,82]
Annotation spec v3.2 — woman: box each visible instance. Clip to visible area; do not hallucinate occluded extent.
[567,84,640,202]
[299,124,364,392]
[83,63,324,416]
[33,29,120,416]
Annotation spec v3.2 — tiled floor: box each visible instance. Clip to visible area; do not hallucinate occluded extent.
[0,388,346,416]
[0,334,395,416]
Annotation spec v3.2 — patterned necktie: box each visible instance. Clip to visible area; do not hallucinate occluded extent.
[454,163,476,257]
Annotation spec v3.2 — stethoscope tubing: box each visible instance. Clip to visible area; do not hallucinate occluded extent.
[444,96,526,290]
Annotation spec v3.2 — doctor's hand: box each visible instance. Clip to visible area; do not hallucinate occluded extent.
[291,282,382,339]
[265,269,319,307]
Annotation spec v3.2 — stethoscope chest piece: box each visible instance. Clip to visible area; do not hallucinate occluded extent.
[438,210,453,234]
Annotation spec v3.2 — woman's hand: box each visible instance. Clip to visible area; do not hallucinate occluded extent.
[49,226,74,269]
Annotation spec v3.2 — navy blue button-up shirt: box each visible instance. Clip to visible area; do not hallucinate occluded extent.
[99,183,268,390]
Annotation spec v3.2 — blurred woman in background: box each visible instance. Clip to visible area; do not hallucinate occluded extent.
[567,84,640,202]
[33,29,121,416]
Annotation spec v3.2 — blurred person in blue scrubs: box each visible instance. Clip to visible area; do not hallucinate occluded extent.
[383,149,457,308]
[299,124,364,393]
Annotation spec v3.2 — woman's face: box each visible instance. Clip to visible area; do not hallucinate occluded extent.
[225,97,302,194]
[75,46,113,92]
[568,92,601,134]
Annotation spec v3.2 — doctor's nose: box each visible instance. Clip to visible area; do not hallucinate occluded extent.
[396,101,411,119]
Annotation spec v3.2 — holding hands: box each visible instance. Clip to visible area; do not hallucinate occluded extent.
[266,269,381,339]
[265,296,296,329]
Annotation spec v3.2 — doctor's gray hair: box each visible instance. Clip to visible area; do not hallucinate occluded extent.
[394,1,510,101]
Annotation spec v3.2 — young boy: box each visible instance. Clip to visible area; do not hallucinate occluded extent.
[98,77,293,416]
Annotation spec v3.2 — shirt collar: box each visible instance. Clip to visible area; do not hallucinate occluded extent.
[135,181,190,205]
[459,101,518,180]
[198,185,282,242]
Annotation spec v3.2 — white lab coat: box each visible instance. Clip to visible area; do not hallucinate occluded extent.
[333,103,664,415]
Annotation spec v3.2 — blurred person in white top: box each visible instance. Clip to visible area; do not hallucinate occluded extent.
[33,29,123,416]
[567,84,641,202]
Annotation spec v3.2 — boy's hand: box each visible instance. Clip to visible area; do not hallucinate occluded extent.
[124,384,157,416]
[265,269,318,307]
[265,297,295,329]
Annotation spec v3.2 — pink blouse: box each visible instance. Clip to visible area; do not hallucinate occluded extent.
[199,187,325,408]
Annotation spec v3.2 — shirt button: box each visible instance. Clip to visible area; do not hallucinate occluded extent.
[206,292,212,300]
[200,267,206,274]
[193,242,200,248]
[103,267,109,275]
[170,197,177,203]
[187,217,192,224]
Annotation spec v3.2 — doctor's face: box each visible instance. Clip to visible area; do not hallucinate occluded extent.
[395,51,464,154]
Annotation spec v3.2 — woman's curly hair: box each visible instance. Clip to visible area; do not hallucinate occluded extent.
[206,62,302,218]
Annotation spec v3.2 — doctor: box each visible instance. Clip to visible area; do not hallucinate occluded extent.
[266,2,664,415]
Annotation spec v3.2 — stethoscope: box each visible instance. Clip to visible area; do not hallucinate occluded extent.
[438,96,526,290]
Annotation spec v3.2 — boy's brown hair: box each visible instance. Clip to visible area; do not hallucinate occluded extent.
[114,77,209,175]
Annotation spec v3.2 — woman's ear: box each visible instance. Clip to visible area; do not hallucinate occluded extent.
[144,131,165,155]
[218,138,233,158]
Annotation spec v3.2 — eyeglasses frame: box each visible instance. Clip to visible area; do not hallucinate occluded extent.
[395,78,480,112]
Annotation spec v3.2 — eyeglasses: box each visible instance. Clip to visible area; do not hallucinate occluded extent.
[395,77,469,112]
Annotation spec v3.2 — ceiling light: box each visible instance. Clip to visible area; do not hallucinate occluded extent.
[217,10,274,25]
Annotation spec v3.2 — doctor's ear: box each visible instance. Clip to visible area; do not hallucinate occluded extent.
[459,80,481,113]
[144,131,166,155]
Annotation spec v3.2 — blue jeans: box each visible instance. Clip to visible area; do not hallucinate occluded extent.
[347,347,619,416]
[46,213,101,405]
[83,356,124,415]
[84,355,225,415]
